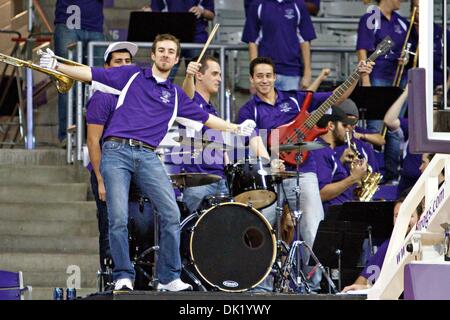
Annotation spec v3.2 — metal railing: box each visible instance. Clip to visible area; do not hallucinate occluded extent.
[65,42,84,163]
[87,41,355,116]
[62,41,357,164]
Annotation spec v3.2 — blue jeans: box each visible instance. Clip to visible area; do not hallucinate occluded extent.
[182,178,229,213]
[54,23,104,141]
[368,78,406,180]
[101,141,181,284]
[275,74,301,91]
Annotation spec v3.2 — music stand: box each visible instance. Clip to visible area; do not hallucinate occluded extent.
[327,201,395,240]
[309,219,367,291]
[127,12,196,43]
[349,87,404,126]
[310,201,394,290]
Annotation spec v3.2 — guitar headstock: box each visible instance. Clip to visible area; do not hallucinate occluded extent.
[368,36,394,62]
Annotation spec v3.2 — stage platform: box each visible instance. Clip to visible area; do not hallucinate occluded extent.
[82,290,366,300]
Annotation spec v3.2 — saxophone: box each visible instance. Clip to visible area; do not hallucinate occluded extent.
[345,130,383,202]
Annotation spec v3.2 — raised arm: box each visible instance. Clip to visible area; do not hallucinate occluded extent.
[357,49,371,87]
[384,87,408,131]
[182,61,200,99]
[307,68,331,92]
[334,60,374,106]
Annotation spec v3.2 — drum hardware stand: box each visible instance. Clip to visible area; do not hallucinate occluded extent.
[276,152,338,294]
[128,206,161,290]
[271,173,305,293]
[96,257,114,292]
[273,152,310,293]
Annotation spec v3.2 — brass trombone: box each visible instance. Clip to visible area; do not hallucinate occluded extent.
[0,51,87,94]
[392,5,419,87]
[36,49,86,67]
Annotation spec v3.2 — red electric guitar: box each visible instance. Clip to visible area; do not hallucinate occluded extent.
[269,36,394,166]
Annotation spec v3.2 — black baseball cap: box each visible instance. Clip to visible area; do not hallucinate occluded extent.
[338,99,359,125]
[317,106,355,128]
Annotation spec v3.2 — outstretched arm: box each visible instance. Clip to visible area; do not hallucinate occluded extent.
[204,114,256,137]
[39,48,92,82]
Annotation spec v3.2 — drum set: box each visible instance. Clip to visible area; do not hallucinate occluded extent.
[99,139,337,294]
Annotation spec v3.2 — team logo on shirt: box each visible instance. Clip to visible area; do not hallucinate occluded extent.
[160,89,172,104]
[394,24,404,34]
[284,9,295,20]
[279,102,292,113]
[384,49,395,59]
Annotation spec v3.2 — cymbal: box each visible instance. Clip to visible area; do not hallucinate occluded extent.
[170,172,222,188]
[271,171,299,179]
[173,136,230,151]
[278,141,326,152]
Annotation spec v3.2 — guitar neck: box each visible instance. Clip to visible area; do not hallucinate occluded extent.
[305,55,377,129]
[304,71,361,128]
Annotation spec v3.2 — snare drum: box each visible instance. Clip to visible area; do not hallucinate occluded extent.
[226,157,277,210]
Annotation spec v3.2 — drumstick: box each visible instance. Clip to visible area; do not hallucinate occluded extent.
[196,23,220,63]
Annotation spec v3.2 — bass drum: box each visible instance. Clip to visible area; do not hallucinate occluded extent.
[183,202,276,292]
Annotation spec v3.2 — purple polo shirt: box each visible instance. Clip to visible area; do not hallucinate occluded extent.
[314,137,355,209]
[180,92,225,178]
[410,24,450,87]
[357,10,409,83]
[242,0,316,77]
[238,89,332,173]
[54,0,104,33]
[360,238,389,280]
[335,137,379,172]
[151,0,215,43]
[85,92,118,172]
[244,0,253,18]
[91,65,210,147]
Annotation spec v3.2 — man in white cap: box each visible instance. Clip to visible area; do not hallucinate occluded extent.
[85,41,138,288]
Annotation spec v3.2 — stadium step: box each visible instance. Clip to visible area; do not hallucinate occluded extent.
[0,183,89,203]
[0,201,97,221]
[0,235,98,254]
[0,219,98,237]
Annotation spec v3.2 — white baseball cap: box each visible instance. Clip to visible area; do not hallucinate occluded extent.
[103,41,138,63]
